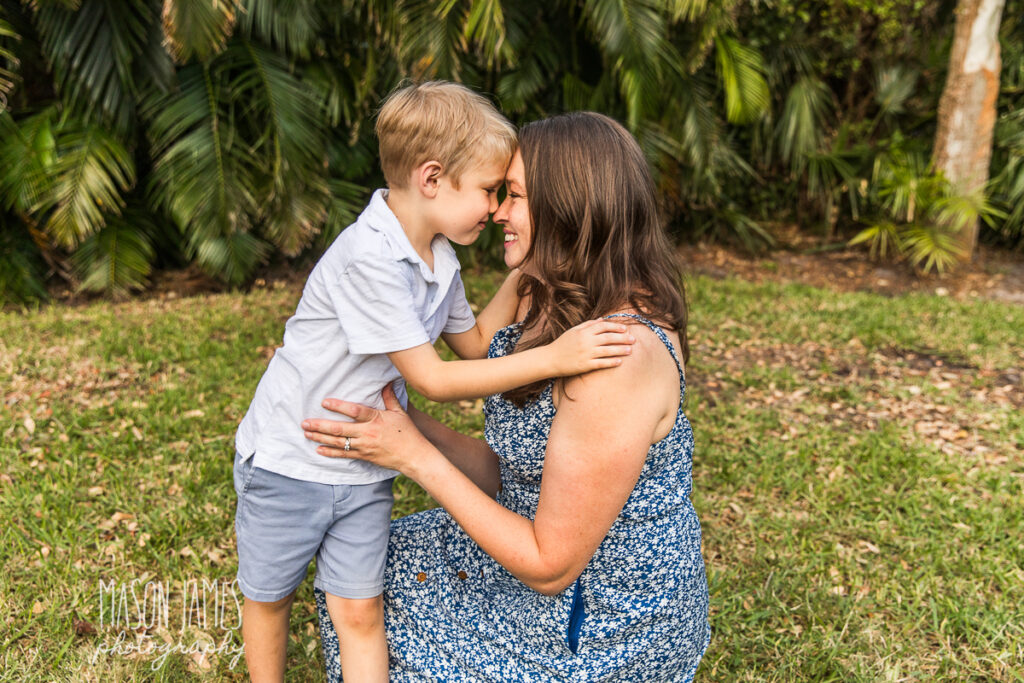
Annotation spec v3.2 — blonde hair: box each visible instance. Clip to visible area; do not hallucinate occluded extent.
[376,81,517,189]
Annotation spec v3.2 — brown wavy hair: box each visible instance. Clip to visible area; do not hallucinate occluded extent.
[504,111,689,406]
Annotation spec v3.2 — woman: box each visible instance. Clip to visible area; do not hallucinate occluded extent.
[304,112,710,681]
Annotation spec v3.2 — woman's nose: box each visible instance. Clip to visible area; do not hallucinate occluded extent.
[493,198,509,223]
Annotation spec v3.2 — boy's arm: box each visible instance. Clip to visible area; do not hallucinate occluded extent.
[442,269,523,360]
[388,319,635,403]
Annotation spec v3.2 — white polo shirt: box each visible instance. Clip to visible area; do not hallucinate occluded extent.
[235,189,477,484]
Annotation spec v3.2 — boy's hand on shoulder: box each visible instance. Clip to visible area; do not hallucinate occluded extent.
[547,320,635,376]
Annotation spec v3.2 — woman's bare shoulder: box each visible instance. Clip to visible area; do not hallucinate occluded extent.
[603,309,683,367]
[557,318,677,403]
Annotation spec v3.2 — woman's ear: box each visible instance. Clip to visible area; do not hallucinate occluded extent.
[413,160,444,198]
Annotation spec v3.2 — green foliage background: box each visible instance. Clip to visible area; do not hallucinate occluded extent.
[0,0,1022,301]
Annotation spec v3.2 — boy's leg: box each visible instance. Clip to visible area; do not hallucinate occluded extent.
[242,591,296,682]
[233,453,336,681]
[324,593,388,682]
[316,477,395,682]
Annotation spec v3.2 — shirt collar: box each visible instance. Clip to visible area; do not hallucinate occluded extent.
[365,189,461,285]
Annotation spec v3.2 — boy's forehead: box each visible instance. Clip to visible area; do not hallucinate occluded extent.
[470,157,510,183]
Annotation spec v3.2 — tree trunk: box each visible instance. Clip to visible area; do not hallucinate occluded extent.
[933,0,1005,262]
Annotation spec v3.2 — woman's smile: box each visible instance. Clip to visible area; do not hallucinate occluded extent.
[493,151,531,267]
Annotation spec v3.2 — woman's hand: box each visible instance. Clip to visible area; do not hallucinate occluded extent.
[301,384,433,473]
[547,319,635,376]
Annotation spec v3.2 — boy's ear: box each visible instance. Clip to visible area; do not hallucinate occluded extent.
[413,160,444,198]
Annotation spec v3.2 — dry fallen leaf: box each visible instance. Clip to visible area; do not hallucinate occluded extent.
[859,541,880,554]
[191,652,213,671]
[73,615,97,636]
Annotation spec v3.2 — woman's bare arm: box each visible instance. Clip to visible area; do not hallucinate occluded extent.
[407,405,500,497]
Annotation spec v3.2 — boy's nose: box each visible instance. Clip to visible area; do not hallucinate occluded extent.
[488,193,500,214]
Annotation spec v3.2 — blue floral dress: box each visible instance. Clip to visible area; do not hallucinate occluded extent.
[316,314,709,681]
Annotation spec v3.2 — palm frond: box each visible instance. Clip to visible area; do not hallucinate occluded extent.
[935,189,1003,227]
[714,35,769,124]
[26,0,81,7]
[390,0,468,81]
[321,177,370,246]
[580,0,686,128]
[902,223,964,274]
[463,0,505,68]
[35,121,135,248]
[229,41,329,255]
[194,230,268,286]
[871,145,932,223]
[849,221,903,260]
[561,72,596,112]
[874,65,918,118]
[0,13,20,107]
[0,108,57,212]
[72,208,155,296]
[0,221,48,302]
[653,74,719,172]
[32,0,153,133]
[133,0,176,98]
[497,55,545,113]
[582,0,674,65]
[777,75,830,168]
[494,6,561,114]
[238,0,322,60]
[146,62,263,280]
[664,0,710,22]
[688,201,774,252]
[229,42,324,177]
[992,154,1024,238]
[989,107,1024,240]
[717,202,774,251]
[161,0,238,63]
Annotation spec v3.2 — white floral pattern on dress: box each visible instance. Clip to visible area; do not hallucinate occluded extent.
[317,314,710,681]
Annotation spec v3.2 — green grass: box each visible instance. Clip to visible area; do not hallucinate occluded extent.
[2,273,1022,680]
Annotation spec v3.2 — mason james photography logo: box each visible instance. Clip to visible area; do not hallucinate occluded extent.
[89,577,244,671]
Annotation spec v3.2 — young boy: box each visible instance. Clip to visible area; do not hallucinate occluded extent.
[233,81,633,681]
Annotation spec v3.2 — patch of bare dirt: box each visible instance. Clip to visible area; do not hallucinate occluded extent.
[689,337,1022,463]
[678,241,1024,305]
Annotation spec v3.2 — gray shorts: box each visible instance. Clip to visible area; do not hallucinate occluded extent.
[233,453,394,602]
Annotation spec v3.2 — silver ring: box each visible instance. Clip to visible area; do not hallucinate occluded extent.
[344,437,351,452]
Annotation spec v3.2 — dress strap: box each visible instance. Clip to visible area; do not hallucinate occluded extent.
[604,313,686,394]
